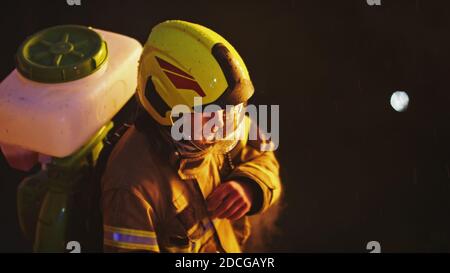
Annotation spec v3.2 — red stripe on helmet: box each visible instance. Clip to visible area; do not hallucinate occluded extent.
[163,71,206,97]
[156,56,195,80]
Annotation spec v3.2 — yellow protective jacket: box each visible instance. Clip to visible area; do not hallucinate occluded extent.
[100,115,281,253]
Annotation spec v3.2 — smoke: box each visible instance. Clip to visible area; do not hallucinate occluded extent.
[244,197,285,252]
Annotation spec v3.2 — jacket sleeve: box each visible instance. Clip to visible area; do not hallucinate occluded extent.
[102,187,160,253]
[226,118,282,215]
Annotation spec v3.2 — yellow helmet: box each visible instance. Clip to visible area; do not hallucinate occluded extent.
[137,20,254,125]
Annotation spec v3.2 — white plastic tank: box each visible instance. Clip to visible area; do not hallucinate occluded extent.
[0,25,142,158]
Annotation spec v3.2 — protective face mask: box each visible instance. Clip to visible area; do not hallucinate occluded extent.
[190,117,246,154]
[169,103,247,156]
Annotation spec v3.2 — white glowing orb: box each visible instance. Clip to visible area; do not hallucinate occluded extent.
[390,91,409,112]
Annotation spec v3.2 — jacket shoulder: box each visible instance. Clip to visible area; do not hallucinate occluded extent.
[100,126,170,202]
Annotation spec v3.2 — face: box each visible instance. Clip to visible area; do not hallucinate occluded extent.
[177,103,246,150]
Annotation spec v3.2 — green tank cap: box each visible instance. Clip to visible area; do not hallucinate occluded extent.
[16,25,108,83]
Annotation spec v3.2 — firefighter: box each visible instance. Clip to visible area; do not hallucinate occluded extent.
[101,20,282,253]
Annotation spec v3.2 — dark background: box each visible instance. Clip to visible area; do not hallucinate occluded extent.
[1,0,450,252]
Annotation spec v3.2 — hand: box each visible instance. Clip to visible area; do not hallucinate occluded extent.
[206,180,254,221]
